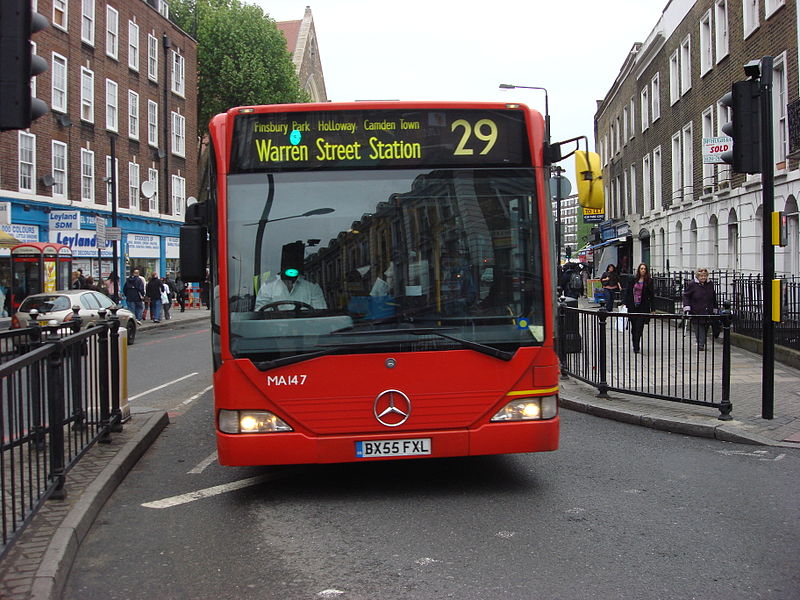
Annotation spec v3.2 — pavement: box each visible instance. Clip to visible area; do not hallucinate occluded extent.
[1,304,799,599]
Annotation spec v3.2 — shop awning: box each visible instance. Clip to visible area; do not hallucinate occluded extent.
[0,230,21,248]
[589,236,627,250]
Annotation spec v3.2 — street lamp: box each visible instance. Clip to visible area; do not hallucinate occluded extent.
[499,83,561,260]
[499,83,550,142]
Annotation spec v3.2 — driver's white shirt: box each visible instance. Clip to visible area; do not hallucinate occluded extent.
[254,276,327,310]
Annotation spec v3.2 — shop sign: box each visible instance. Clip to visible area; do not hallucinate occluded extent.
[127,234,160,258]
[165,236,180,258]
[48,230,112,257]
[0,203,10,225]
[49,210,81,231]
[0,224,38,256]
[583,207,604,223]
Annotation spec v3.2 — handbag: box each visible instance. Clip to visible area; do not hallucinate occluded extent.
[615,305,628,332]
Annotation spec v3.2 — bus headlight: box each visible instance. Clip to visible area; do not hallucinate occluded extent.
[218,410,293,433]
[490,395,558,421]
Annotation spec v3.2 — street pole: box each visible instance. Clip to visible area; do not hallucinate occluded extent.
[759,56,774,420]
[110,134,120,303]
[552,165,564,262]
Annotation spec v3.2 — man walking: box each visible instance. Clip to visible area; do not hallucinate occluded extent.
[122,269,145,323]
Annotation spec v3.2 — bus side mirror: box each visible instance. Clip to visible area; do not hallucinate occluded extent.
[574,150,604,209]
[180,225,207,282]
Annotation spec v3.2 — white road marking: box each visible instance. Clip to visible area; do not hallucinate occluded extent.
[129,372,199,401]
[716,450,786,461]
[317,591,346,598]
[181,385,213,406]
[141,474,272,509]
[188,451,218,474]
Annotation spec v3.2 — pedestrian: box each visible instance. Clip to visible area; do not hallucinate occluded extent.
[105,271,119,301]
[84,276,103,293]
[623,262,655,354]
[558,263,584,299]
[175,273,187,312]
[682,267,718,351]
[599,263,621,312]
[72,269,86,289]
[145,273,163,323]
[161,274,176,320]
[122,269,145,323]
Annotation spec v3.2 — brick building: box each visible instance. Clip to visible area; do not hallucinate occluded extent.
[0,0,197,305]
[276,6,328,102]
[594,0,799,276]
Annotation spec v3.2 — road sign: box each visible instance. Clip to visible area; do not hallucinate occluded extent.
[549,175,572,199]
[105,226,122,241]
[95,218,106,245]
[702,136,733,164]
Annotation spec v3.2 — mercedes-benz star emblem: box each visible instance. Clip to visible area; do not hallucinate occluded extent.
[373,389,411,427]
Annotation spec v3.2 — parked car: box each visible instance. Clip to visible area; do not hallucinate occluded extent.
[10,289,137,344]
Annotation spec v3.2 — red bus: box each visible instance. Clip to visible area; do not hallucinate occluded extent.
[182,101,574,466]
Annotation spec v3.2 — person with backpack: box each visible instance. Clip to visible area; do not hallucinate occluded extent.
[559,263,584,299]
[162,273,177,320]
[122,269,145,323]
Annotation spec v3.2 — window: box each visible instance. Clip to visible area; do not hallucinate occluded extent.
[128,91,139,140]
[682,123,693,202]
[602,135,609,165]
[702,108,715,190]
[51,53,68,113]
[642,155,651,213]
[129,162,140,210]
[669,50,680,104]
[623,169,628,215]
[80,67,94,123]
[614,116,621,153]
[147,168,159,212]
[52,141,68,198]
[105,156,119,205]
[106,6,119,60]
[105,79,118,132]
[629,165,636,213]
[680,36,691,95]
[53,0,68,30]
[743,0,759,37]
[773,53,788,164]
[765,0,785,18]
[128,21,140,71]
[653,146,662,210]
[19,132,35,193]
[171,51,185,97]
[81,148,94,202]
[651,74,661,120]
[629,97,635,139]
[700,11,713,75]
[641,87,649,131]
[715,0,729,61]
[171,112,186,157]
[623,106,629,143]
[172,175,186,216]
[148,100,158,146]
[148,34,159,82]
[716,98,732,184]
[81,0,95,46]
[671,132,682,202]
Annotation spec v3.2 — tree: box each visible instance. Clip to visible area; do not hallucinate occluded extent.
[170,0,310,135]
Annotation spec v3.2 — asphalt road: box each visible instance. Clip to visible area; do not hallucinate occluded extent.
[64,321,800,600]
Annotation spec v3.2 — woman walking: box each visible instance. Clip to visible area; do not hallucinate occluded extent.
[682,267,718,351]
[623,263,655,353]
[145,273,164,323]
[599,264,620,312]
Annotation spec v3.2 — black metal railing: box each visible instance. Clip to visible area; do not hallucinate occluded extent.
[558,303,733,419]
[0,309,124,559]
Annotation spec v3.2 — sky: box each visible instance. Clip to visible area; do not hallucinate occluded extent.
[250,0,668,188]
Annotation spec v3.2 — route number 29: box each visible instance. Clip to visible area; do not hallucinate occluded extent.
[451,119,498,156]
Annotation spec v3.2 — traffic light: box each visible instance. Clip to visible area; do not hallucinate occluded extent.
[0,0,49,132]
[772,211,787,247]
[565,246,572,259]
[719,80,761,174]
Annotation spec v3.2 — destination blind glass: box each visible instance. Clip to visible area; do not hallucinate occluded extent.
[230,109,532,172]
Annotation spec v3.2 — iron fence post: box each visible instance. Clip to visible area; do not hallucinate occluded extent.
[68,307,84,431]
[597,308,609,398]
[719,303,733,421]
[557,298,568,378]
[46,330,66,500]
[108,306,122,432]
[27,316,46,451]
[97,310,111,443]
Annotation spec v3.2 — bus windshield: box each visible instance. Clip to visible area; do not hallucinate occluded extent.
[226,167,545,362]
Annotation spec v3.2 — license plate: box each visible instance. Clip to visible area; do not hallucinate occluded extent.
[355,438,431,458]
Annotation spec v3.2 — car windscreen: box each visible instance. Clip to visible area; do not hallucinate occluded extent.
[19,295,71,313]
[226,168,546,362]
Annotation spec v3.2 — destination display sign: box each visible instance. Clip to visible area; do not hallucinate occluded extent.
[230,109,532,172]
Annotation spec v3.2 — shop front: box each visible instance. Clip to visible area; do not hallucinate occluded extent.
[126,233,161,278]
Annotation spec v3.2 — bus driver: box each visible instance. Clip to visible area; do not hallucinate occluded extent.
[254,241,327,311]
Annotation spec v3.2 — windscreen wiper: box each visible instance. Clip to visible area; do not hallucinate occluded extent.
[252,348,335,371]
[410,329,515,361]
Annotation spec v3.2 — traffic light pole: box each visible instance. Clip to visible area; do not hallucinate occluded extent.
[759,57,775,420]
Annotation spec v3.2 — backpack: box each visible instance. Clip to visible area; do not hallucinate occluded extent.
[569,271,583,292]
